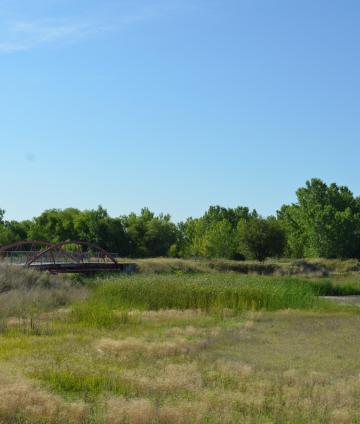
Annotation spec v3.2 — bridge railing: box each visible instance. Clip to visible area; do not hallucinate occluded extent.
[0,251,121,265]
[0,251,38,264]
[0,241,122,270]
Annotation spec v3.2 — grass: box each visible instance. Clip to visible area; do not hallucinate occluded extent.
[70,274,325,328]
[133,257,330,276]
[133,257,360,276]
[0,263,87,322]
[1,264,360,422]
[133,257,360,279]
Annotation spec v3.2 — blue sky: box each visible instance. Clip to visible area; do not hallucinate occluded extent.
[1,0,360,222]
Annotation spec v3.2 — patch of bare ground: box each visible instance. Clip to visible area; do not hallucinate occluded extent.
[321,295,360,306]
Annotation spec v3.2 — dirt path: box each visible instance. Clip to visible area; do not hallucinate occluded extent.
[321,296,360,306]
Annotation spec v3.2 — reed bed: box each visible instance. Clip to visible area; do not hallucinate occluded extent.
[70,274,322,328]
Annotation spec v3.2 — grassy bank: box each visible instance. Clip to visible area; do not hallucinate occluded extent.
[132,257,360,277]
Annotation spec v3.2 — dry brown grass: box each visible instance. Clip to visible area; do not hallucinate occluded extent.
[105,397,209,424]
[0,264,87,321]
[121,362,203,394]
[158,400,209,424]
[96,337,208,358]
[126,309,203,322]
[214,359,253,379]
[0,369,88,423]
[105,398,158,424]
[164,325,221,338]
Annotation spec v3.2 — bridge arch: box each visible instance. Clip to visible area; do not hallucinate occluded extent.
[0,240,54,254]
[26,241,118,266]
[0,241,55,264]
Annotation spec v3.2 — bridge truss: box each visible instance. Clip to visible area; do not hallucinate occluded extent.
[0,241,136,274]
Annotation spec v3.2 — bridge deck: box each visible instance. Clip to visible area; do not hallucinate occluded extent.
[10,262,137,274]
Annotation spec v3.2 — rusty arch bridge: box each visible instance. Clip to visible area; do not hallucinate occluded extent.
[0,241,136,274]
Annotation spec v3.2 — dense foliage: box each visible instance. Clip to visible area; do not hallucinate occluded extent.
[278,179,360,258]
[2,178,360,259]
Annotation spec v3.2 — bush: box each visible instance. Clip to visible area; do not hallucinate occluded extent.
[0,264,87,319]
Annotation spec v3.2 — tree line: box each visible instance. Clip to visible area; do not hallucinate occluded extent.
[2,178,360,260]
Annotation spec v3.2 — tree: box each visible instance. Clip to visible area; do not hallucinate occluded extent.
[202,219,237,259]
[75,206,110,246]
[278,179,360,258]
[125,208,177,257]
[28,208,81,243]
[175,206,258,259]
[0,220,31,245]
[238,217,286,261]
[277,204,307,257]
[203,206,255,228]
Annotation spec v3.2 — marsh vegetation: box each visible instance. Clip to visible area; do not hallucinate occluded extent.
[0,264,359,423]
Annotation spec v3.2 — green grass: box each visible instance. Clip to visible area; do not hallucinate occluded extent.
[70,274,325,328]
[38,369,130,398]
[309,278,360,295]
[2,267,360,422]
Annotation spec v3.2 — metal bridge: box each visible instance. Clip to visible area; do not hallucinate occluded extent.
[0,241,137,274]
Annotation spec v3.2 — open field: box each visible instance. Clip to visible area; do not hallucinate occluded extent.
[0,265,360,423]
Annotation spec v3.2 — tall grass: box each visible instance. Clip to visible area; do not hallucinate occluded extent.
[309,279,360,296]
[0,264,87,320]
[104,275,318,311]
[71,274,321,327]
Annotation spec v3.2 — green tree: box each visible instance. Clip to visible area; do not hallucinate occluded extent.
[28,208,81,243]
[0,220,31,245]
[176,206,258,259]
[278,179,360,258]
[75,206,110,246]
[202,219,237,259]
[125,208,177,257]
[238,217,286,261]
[203,206,255,228]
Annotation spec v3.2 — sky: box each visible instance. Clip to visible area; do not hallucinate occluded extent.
[1,0,360,222]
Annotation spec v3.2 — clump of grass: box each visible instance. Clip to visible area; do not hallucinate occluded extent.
[0,369,88,423]
[105,397,209,424]
[0,263,72,292]
[129,309,203,322]
[309,279,360,296]
[105,397,158,424]
[87,274,321,312]
[165,326,205,337]
[38,369,129,398]
[69,274,323,328]
[70,301,120,328]
[159,400,209,424]
[0,264,87,320]
[96,337,206,358]
[121,362,203,394]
